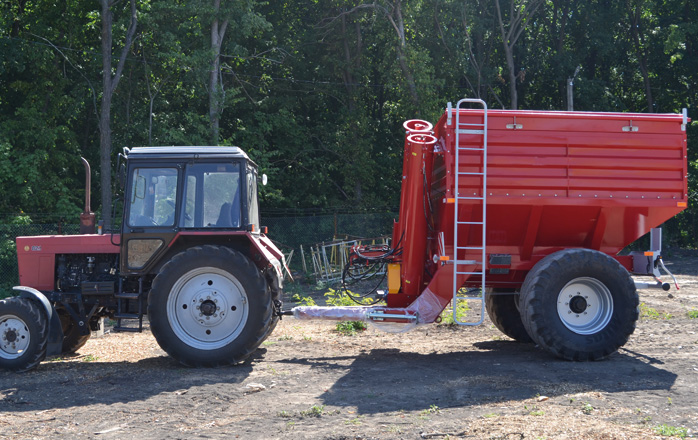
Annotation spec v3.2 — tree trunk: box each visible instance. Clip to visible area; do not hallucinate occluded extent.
[209,0,229,145]
[495,0,542,110]
[99,0,137,228]
[99,0,114,228]
[631,3,654,112]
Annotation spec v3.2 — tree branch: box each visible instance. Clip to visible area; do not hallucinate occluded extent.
[110,0,137,95]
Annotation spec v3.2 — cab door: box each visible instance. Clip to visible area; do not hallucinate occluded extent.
[120,164,181,275]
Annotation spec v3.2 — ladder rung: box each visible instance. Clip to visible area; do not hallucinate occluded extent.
[456,271,485,275]
[456,221,483,225]
[456,246,484,250]
[457,147,485,151]
[457,129,485,135]
[457,122,485,127]
[454,260,481,265]
[457,172,484,176]
[456,196,484,200]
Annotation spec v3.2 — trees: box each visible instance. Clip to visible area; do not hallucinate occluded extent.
[99,0,138,227]
[0,1,695,244]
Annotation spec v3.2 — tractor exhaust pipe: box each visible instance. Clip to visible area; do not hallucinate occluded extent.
[79,157,96,234]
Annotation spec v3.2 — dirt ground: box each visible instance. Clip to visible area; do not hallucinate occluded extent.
[1,251,698,440]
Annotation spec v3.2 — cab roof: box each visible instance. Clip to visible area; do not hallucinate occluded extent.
[125,146,251,162]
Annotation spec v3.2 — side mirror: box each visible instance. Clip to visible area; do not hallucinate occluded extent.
[261,174,268,186]
[117,163,127,189]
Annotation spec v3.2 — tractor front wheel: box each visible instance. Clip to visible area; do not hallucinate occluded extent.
[519,249,638,361]
[58,309,91,354]
[149,245,273,367]
[0,297,48,372]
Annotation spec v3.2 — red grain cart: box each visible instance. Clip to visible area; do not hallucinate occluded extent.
[295,99,689,361]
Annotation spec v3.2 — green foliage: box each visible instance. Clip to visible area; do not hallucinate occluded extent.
[654,424,688,438]
[687,309,698,319]
[0,0,697,248]
[324,288,369,335]
[335,320,367,336]
[290,293,316,307]
[640,303,673,320]
[299,405,325,418]
[324,287,373,306]
[439,300,471,325]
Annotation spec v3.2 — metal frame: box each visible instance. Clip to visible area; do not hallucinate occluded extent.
[452,98,488,326]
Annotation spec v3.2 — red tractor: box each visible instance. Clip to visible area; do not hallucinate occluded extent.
[1,147,285,371]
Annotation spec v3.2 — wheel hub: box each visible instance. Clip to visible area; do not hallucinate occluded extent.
[167,268,249,350]
[200,299,218,317]
[569,295,588,314]
[1,316,31,358]
[557,277,613,335]
[5,329,17,343]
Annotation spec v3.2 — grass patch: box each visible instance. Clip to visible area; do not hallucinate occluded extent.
[300,405,325,418]
[438,299,471,325]
[323,288,371,336]
[654,424,688,438]
[687,309,698,319]
[640,303,672,320]
[581,402,593,415]
[335,320,367,336]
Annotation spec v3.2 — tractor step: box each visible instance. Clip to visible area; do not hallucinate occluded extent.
[112,326,141,333]
[115,292,140,300]
[114,277,145,332]
[114,313,140,320]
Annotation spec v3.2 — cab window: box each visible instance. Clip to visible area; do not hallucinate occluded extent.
[128,168,178,227]
[181,163,241,228]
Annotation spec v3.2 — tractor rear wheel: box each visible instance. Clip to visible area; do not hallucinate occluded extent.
[485,289,532,343]
[519,249,638,361]
[149,245,273,367]
[0,297,48,372]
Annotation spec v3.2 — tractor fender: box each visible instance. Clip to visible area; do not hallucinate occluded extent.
[12,286,64,356]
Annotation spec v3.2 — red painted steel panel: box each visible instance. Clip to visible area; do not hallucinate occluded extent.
[16,234,119,291]
[388,107,688,308]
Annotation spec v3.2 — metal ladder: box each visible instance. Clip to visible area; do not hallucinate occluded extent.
[113,277,144,332]
[451,98,488,325]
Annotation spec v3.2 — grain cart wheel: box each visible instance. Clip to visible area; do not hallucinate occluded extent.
[58,309,91,354]
[149,245,272,367]
[485,289,533,343]
[519,249,638,361]
[0,297,48,372]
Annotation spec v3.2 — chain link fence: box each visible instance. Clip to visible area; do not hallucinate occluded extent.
[0,213,397,297]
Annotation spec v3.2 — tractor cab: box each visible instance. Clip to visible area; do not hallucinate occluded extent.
[120,147,262,275]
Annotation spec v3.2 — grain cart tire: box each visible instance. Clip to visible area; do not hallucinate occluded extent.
[519,249,638,361]
[59,310,91,354]
[0,297,48,372]
[485,289,533,343]
[149,245,272,367]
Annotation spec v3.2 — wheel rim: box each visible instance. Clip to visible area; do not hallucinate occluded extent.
[166,267,249,350]
[0,315,31,359]
[556,277,613,335]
